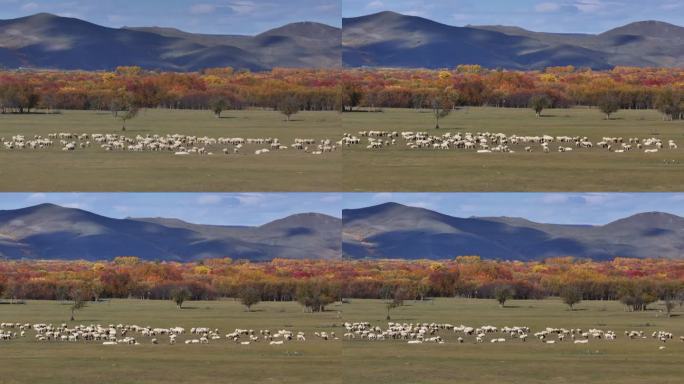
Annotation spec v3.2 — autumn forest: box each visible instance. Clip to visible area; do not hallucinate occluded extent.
[0,66,682,118]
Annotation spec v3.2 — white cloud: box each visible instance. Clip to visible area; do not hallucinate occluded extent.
[320,194,343,203]
[197,194,223,205]
[235,193,267,206]
[62,202,86,209]
[26,193,47,202]
[572,0,616,13]
[541,194,570,204]
[581,193,614,205]
[190,3,216,15]
[535,2,562,12]
[659,1,683,10]
[406,201,433,209]
[227,0,258,15]
[366,0,384,10]
[21,2,39,12]
[403,9,428,17]
[372,192,394,201]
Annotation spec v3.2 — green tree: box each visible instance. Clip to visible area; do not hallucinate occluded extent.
[494,285,514,308]
[69,288,88,321]
[598,93,620,120]
[560,286,582,311]
[238,285,261,312]
[278,95,300,121]
[210,97,229,118]
[432,91,453,129]
[339,82,363,112]
[296,280,335,313]
[380,285,406,320]
[111,92,139,131]
[664,297,676,317]
[529,95,551,118]
[655,87,683,121]
[171,287,191,309]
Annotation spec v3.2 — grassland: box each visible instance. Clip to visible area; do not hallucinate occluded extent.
[0,299,343,384]
[0,109,341,191]
[4,107,684,192]
[342,298,684,384]
[342,107,684,191]
[1,298,682,383]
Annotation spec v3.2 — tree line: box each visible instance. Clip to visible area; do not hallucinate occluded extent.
[0,66,682,120]
[0,257,682,313]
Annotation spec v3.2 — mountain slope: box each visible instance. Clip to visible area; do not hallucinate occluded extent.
[0,13,341,71]
[343,12,684,69]
[0,204,341,261]
[343,203,684,260]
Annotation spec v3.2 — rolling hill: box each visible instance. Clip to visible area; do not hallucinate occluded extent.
[0,13,341,71]
[0,204,341,261]
[342,11,684,69]
[343,202,684,260]
[2,203,683,262]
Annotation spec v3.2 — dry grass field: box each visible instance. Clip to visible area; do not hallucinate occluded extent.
[0,298,682,383]
[342,107,684,191]
[0,109,341,191]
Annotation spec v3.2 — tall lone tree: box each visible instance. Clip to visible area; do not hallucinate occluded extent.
[560,286,582,311]
[339,82,363,112]
[238,286,261,312]
[210,97,229,118]
[432,91,453,129]
[111,92,139,131]
[529,95,551,118]
[278,95,300,122]
[380,285,405,321]
[655,87,683,121]
[598,93,620,120]
[69,288,88,321]
[494,285,514,308]
[171,287,191,309]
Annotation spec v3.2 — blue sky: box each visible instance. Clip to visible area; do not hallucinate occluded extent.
[343,0,684,33]
[2,193,684,226]
[343,193,684,225]
[0,193,343,226]
[0,0,341,34]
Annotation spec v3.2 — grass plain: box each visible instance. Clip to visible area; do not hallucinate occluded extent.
[342,107,684,191]
[0,298,681,384]
[0,109,341,191]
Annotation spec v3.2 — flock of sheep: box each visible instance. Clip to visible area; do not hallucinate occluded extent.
[2,321,682,351]
[343,322,683,350]
[0,322,336,346]
[2,130,680,159]
[0,133,338,157]
[345,130,680,154]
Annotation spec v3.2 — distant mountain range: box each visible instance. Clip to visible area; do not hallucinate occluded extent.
[343,11,684,69]
[343,203,684,260]
[0,13,341,71]
[0,204,341,261]
[2,203,684,261]
[1,12,682,71]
